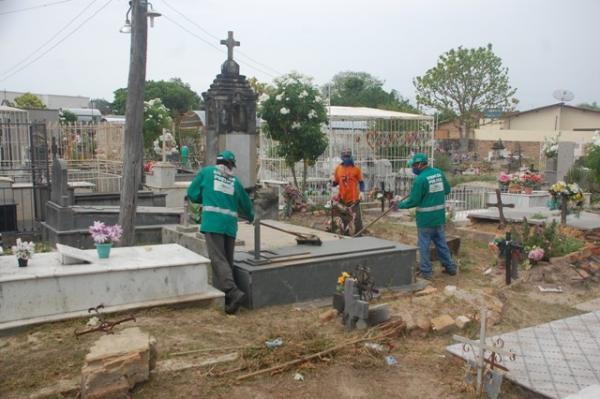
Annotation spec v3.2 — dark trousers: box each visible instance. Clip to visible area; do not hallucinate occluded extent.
[204,232,241,302]
[341,202,364,235]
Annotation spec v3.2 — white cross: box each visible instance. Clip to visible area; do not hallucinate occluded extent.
[452,309,515,395]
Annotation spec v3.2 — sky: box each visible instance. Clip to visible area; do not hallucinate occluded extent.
[0,0,599,111]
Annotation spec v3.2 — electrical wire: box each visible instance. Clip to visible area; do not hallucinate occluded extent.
[0,0,115,82]
[1,0,101,78]
[161,13,277,79]
[159,0,283,77]
[0,0,80,16]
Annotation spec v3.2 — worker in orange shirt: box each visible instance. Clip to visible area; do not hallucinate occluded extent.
[332,148,365,235]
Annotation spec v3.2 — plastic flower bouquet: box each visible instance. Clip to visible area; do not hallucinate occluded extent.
[528,246,545,264]
[12,238,35,260]
[89,221,123,244]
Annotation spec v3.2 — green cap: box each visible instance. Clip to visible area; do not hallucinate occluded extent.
[407,153,428,167]
[217,150,236,167]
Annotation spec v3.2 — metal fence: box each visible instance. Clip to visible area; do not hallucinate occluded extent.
[259,116,434,204]
[47,121,125,161]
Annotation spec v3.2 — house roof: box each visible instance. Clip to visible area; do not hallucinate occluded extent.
[507,102,600,118]
[328,106,432,121]
[0,105,28,113]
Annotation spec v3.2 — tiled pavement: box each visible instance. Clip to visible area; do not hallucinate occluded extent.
[447,311,600,398]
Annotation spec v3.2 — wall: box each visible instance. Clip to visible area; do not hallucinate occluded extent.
[560,107,600,130]
[506,107,560,131]
[26,108,60,123]
[474,139,542,163]
[1,91,88,109]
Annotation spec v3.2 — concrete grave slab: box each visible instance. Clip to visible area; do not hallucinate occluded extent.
[0,244,223,331]
[468,207,600,231]
[447,310,600,399]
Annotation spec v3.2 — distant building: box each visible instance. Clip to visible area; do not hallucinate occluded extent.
[474,103,600,161]
[100,115,126,124]
[1,90,89,109]
[63,108,102,122]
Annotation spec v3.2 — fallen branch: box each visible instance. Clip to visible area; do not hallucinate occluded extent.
[236,320,405,381]
[169,345,250,357]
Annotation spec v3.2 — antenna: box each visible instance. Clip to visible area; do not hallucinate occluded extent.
[553,89,575,102]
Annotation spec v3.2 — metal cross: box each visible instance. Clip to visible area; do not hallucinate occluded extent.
[452,308,516,396]
[220,31,240,61]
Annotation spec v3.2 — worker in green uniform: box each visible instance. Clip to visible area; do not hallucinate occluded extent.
[187,150,254,314]
[395,153,456,280]
[180,145,189,167]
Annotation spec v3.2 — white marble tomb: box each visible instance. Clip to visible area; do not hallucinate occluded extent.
[0,244,223,330]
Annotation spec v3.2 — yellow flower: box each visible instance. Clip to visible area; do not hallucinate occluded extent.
[342,272,350,278]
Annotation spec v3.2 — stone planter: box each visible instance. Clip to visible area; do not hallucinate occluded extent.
[332,292,345,313]
[17,258,28,267]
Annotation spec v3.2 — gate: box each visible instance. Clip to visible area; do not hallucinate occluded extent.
[0,121,49,234]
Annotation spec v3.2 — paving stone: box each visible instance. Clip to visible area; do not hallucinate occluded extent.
[431,315,456,334]
[81,327,156,399]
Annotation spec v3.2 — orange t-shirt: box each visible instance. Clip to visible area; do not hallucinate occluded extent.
[334,164,363,204]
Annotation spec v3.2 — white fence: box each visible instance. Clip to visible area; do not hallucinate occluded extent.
[259,117,435,204]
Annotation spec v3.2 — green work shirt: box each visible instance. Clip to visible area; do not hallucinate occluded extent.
[398,166,451,228]
[187,165,255,238]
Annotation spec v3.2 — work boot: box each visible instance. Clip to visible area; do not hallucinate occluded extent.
[416,271,433,281]
[225,290,246,315]
[442,268,457,276]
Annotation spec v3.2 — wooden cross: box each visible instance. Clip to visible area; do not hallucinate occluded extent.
[486,189,515,228]
[220,31,240,61]
[453,309,516,395]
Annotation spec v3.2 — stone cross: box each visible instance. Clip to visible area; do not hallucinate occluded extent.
[342,278,369,330]
[51,157,71,206]
[220,31,240,61]
[486,189,514,228]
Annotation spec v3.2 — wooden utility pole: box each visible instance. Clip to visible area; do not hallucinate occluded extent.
[119,0,147,246]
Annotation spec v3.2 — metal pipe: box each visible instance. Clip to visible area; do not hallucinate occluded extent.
[254,216,261,260]
[505,232,512,285]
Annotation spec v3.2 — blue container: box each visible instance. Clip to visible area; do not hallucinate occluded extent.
[95,243,113,259]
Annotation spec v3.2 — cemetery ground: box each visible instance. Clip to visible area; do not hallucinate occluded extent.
[2,214,600,398]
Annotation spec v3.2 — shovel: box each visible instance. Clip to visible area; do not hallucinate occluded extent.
[352,196,406,237]
[260,221,323,246]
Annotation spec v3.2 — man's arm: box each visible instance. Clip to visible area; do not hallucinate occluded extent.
[331,166,340,187]
[187,169,204,204]
[236,180,255,223]
[398,177,425,209]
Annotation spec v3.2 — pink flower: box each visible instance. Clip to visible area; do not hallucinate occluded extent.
[108,224,123,242]
[498,172,511,183]
[528,247,545,262]
[89,221,122,244]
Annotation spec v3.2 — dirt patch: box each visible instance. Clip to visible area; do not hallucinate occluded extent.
[2,213,600,398]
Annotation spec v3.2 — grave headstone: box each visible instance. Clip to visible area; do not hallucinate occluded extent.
[202,31,258,189]
[50,156,72,206]
[545,141,576,185]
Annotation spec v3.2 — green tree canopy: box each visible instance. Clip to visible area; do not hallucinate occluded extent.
[144,98,173,153]
[248,76,272,96]
[324,71,419,113]
[113,78,201,118]
[259,73,328,192]
[60,110,77,123]
[577,101,600,110]
[414,44,517,145]
[90,98,113,115]
[14,92,46,109]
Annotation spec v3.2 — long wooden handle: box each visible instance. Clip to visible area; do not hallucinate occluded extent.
[352,196,406,237]
[259,221,303,238]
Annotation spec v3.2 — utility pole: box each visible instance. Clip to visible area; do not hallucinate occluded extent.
[118,0,148,246]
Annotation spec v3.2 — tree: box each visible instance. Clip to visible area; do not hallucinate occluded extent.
[112,78,201,118]
[578,101,600,110]
[143,98,173,153]
[90,98,113,115]
[60,110,77,123]
[414,44,517,149]
[325,71,419,113]
[259,73,328,193]
[248,76,272,96]
[13,92,46,109]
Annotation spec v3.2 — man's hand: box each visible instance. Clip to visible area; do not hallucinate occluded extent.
[391,195,404,209]
[359,192,365,202]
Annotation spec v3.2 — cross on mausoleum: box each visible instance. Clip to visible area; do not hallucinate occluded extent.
[220,31,240,61]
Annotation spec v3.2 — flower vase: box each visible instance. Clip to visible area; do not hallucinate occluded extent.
[523,186,533,194]
[332,292,345,313]
[508,183,522,193]
[96,243,113,259]
[17,258,28,267]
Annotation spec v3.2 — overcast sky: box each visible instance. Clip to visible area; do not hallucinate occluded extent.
[1,0,599,111]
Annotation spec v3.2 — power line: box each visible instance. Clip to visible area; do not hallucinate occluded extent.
[0,0,79,16]
[161,13,277,79]
[159,0,283,77]
[0,0,115,82]
[1,0,101,78]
